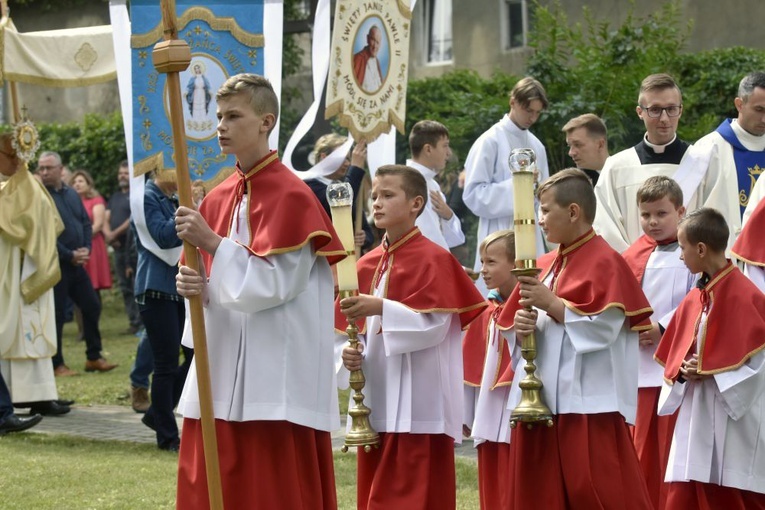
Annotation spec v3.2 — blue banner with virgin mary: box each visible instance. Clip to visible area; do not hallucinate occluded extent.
[130,0,265,187]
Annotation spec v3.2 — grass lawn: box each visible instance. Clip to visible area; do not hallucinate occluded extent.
[2,289,479,509]
[0,433,478,509]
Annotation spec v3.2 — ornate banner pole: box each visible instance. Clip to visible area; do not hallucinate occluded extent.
[153,1,224,508]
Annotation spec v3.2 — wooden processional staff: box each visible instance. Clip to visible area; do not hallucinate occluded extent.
[153,1,224,508]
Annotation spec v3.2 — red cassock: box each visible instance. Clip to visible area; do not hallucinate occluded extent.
[336,227,486,510]
[495,230,654,509]
[622,233,680,510]
[177,152,345,509]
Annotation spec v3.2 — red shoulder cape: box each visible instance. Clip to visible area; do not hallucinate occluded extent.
[654,262,765,382]
[196,151,346,270]
[334,228,487,333]
[462,298,514,389]
[622,234,659,283]
[496,230,653,332]
[732,198,765,266]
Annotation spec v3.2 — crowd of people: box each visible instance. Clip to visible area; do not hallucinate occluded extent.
[2,68,765,509]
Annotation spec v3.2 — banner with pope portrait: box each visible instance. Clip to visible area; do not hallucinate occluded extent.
[325,0,412,142]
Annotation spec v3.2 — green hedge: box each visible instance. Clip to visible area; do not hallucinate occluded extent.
[0,112,128,198]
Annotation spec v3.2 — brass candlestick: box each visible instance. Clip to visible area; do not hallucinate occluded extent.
[509,262,553,429]
[509,148,553,429]
[327,182,380,452]
[339,289,380,453]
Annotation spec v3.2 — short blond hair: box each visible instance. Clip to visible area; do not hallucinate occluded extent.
[562,113,607,140]
[479,229,516,262]
[216,73,279,134]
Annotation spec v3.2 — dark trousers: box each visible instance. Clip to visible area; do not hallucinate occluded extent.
[0,371,13,422]
[53,263,103,367]
[113,245,141,328]
[140,297,193,449]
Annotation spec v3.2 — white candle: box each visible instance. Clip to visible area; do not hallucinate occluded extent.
[512,170,537,261]
[327,182,359,291]
[330,204,359,291]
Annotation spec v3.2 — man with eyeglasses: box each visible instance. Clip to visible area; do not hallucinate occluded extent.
[37,151,118,378]
[593,73,727,253]
[694,72,765,241]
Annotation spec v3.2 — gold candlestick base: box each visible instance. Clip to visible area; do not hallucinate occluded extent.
[509,264,553,429]
[339,290,380,453]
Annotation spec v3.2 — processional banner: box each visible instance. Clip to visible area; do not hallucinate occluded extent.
[130,0,265,187]
[325,0,412,143]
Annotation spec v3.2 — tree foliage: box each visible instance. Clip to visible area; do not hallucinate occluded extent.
[525,0,692,170]
[404,0,765,175]
[32,112,128,197]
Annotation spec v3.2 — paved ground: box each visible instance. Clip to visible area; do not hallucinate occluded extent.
[22,404,477,459]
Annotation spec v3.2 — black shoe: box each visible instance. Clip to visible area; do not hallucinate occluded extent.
[29,401,71,416]
[141,412,156,431]
[159,440,180,452]
[56,399,75,407]
[0,413,43,434]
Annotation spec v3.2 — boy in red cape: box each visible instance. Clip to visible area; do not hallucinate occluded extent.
[621,176,695,509]
[173,74,346,509]
[337,165,487,510]
[496,168,654,509]
[655,208,765,509]
[462,229,517,509]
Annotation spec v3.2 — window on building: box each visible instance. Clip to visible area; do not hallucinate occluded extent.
[504,0,527,50]
[423,0,452,64]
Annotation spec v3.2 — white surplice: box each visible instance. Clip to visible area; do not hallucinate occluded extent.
[463,115,549,294]
[695,119,765,239]
[336,270,464,442]
[406,159,465,250]
[468,317,512,445]
[501,272,640,423]
[744,263,765,293]
[744,169,765,228]
[638,244,696,388]
[594,140,733,253]
[658,309,765,493]
[178,199,340,432]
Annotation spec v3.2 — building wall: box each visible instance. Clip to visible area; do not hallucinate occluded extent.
[7,1,765,124]
[409,0,765,81]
